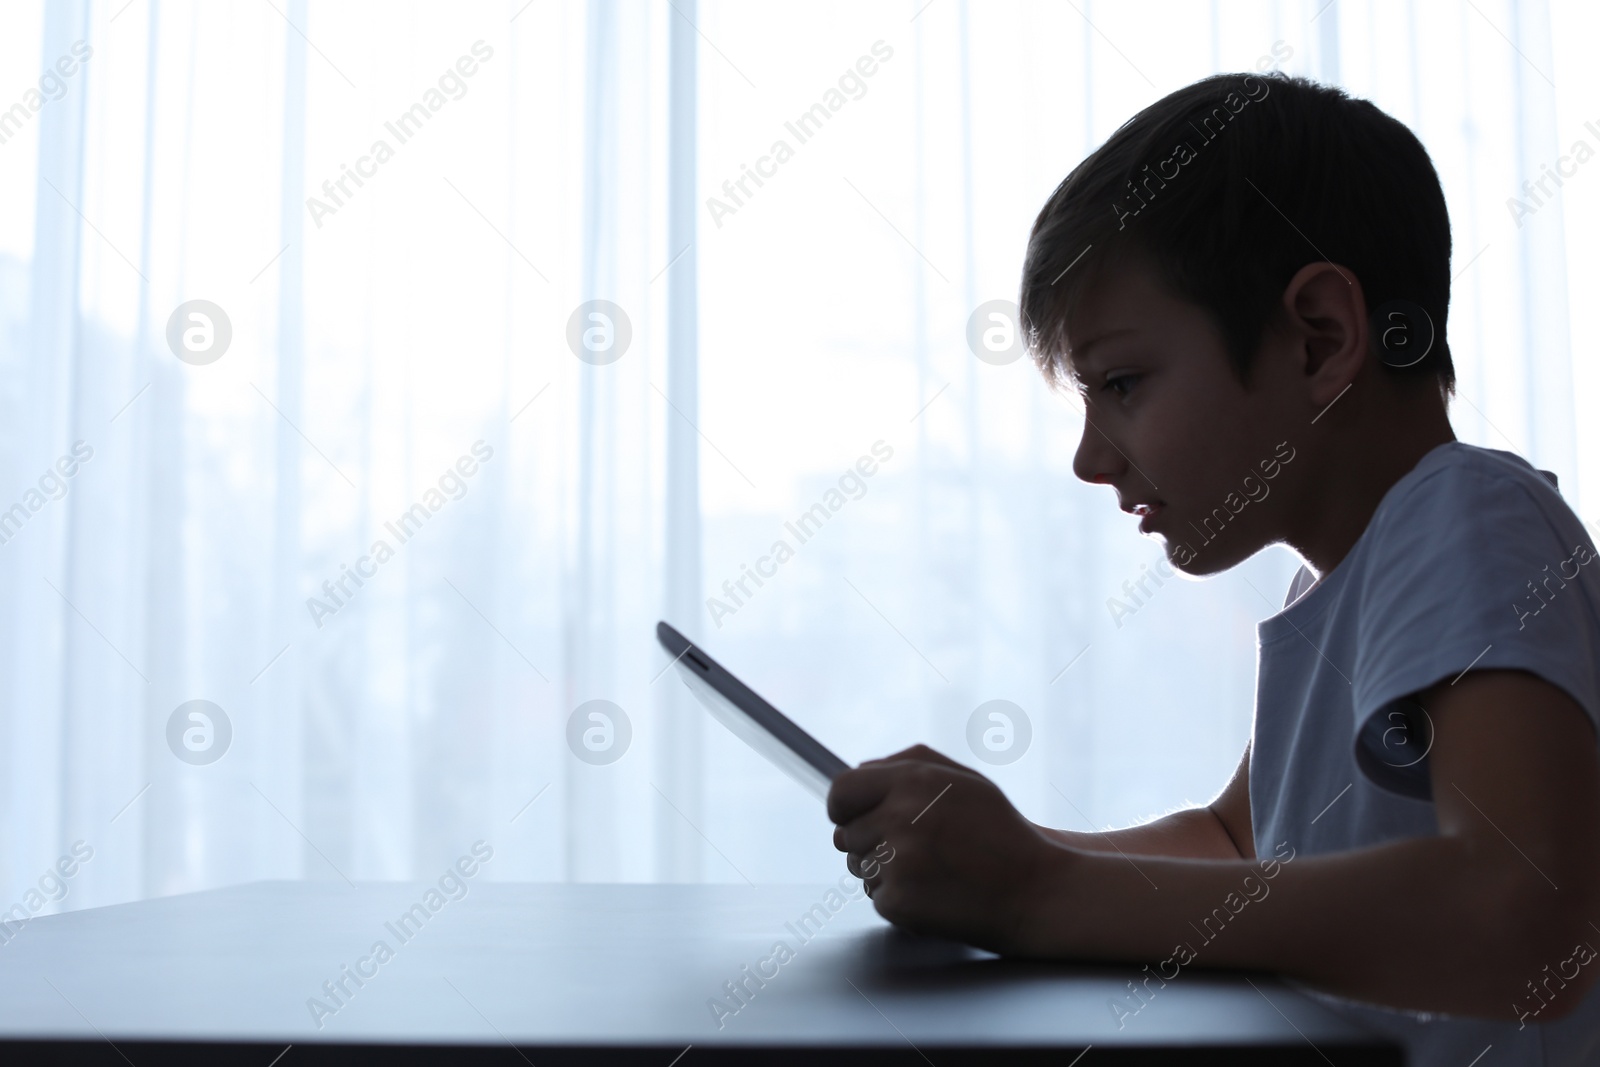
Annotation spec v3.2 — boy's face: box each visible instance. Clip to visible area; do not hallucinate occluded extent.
[1064,258,1301,576]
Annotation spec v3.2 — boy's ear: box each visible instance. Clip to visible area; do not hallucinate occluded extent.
[1280,261,1367,408]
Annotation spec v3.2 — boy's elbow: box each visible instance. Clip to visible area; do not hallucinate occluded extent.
[1523,948,1598,1023]
[1481,863,1600,1019]
[1538,980,1597,1023]
[1529,910,1600,1021]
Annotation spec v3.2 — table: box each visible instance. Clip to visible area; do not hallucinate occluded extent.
[0,880,1400,1064]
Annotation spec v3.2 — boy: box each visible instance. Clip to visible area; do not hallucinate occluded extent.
[828,72,1600,1066]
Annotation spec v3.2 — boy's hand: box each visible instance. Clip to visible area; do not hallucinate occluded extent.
[827,744,1065,955]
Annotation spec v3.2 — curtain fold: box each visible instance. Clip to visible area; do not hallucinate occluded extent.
[0,0,1590,910]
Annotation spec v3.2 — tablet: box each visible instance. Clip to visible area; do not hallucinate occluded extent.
[655,621,849,801]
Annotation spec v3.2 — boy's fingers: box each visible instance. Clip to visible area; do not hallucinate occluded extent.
[832,824,877,853]
[826,764,903,824]
[848,849,887,880]
[833,820,886,854]
[858,745,920,765]
[861,743,966,771]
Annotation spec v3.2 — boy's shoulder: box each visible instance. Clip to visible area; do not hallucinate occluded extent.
[1364,441,1571,558]
[1344,439,1600,724]
[1281,442,1572,611]
[1267,441,1600,803]
[1389,439,1559,503]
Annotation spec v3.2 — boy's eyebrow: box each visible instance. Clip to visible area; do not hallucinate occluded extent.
[1064,326,1138,383]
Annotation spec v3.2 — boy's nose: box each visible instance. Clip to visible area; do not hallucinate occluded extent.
[1072,415,1123,486]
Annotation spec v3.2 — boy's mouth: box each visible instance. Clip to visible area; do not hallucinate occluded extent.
[1123,500,1165,532]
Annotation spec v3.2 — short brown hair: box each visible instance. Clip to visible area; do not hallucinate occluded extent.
[1019,72,1455,395]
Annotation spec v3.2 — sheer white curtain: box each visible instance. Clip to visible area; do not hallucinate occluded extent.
[691,0,1594,880]
[0,0,681,907]
[0,0,1593,911]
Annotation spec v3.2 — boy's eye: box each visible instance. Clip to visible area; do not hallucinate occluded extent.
[1103,372,1141,398]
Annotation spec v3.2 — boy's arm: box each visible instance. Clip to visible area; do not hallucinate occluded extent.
[831,670,1600,1021]
[1038,743,1254,860]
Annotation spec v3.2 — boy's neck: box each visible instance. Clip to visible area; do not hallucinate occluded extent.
[1290,386,1456,580]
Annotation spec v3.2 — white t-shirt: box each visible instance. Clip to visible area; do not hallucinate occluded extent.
[1251,441,1600,1067]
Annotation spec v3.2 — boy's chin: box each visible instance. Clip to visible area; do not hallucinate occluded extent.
[1159,533,1256,578]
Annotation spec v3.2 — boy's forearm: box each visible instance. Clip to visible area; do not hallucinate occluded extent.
[1019,833,1581,1020]
[1037,806,1243,861]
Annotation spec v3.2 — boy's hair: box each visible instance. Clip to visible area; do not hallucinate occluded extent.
[1019,72,1455,397]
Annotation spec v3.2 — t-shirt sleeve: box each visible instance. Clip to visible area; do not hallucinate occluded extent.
[1350,462,1600,798]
